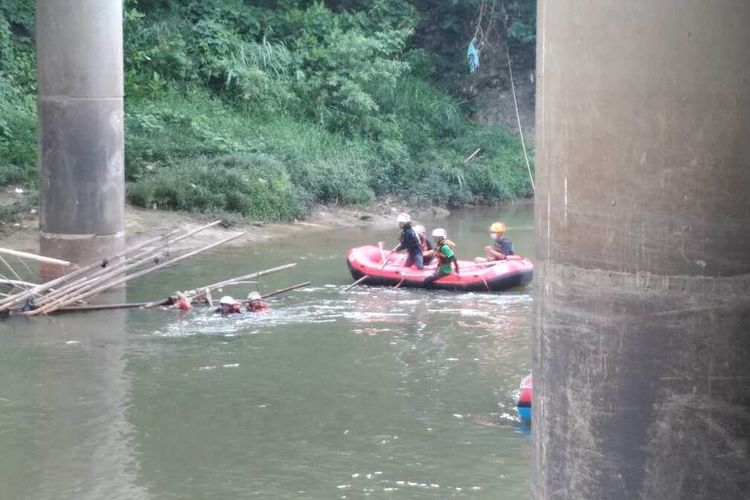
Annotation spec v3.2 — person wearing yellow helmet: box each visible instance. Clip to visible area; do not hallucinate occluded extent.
[476,222,514,262]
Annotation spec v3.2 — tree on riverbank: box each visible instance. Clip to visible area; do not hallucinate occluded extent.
[0,0,535,221]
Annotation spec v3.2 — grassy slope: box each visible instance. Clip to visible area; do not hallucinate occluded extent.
[0,1,534,223]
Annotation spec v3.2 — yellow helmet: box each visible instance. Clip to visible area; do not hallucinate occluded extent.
[490,222,505,233]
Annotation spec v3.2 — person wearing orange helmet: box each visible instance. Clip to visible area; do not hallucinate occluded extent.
[477,222,514,262]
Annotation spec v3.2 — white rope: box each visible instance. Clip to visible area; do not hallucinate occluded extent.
[501,2,535,192]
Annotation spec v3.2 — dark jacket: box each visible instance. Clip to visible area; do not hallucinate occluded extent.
[396,225,422,255]
[494,237,514,256]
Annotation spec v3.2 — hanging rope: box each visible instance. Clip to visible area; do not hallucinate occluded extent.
[500,0,535,192]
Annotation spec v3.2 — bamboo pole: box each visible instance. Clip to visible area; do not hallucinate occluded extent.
[0,227,182,311]
[57,302,151,312]
[0,278,39,289]
[27,232,246,316]
[262,281,310,299]
[192,263,297,294]
[35,220,221,304]
[143,263,298,308]
[345,275,369,291]
[250,281,310,301]
[0,248,72,267]
[19,221,223,311]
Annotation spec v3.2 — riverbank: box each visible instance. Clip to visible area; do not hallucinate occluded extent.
[0,196,451,255]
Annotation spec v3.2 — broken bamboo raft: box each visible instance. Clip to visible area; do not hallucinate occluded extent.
[0,221,301,316]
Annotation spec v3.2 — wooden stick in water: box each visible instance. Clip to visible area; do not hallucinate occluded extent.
[250,282,311,301]
[192,263,297,294]
[0,248,72,267]
[27,232,246,316]
[345,275,368,291]
[25,221,224,310]
[0,227,185,312]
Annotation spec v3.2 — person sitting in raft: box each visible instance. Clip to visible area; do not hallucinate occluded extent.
[245,291,269,312]
[476,222,514,262]
[413,225,435,265]
[217,295,242,315]
[424,228,460,286]
[393,212,423,270]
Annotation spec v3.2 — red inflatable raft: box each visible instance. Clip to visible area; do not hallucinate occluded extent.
[346,245,533,291]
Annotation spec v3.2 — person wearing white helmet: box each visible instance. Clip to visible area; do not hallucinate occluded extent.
[217,295,241,315]
[245,291,269,313]
[393,212,424,270]
[413,225,436,265]
[424,228,460,286]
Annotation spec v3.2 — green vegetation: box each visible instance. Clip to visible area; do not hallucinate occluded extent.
[0,0,535,221]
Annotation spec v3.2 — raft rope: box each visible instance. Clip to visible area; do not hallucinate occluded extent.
[500,1,535,192]
[468,0,535,192]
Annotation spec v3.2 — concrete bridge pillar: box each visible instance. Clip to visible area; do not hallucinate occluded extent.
[36,0,125,278]
[534,1,750,498]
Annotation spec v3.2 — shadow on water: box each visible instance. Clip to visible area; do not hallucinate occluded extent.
[0,206,534,499]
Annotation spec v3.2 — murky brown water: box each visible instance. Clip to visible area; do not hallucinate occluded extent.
[0,206,533,499]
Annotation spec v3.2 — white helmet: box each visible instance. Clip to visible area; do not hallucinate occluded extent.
[432,228,447,239]
[414,224,426,236]
[247,291,261,301]
[396,212,411,224]
[219,295,235,305]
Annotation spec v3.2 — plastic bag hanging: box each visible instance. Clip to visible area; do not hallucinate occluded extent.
[467,37,480,73]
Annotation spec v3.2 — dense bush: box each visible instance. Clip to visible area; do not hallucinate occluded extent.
[1,0,535,221]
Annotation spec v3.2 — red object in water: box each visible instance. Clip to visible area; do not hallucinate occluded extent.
[175,298,192,311]
[346,245,533,292]
[517,374,533,407]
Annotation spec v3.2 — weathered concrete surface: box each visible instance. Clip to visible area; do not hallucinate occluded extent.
[534,0,750,498]
[36,0,125,277]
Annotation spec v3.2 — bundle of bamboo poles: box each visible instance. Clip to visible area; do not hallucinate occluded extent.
[0,220,255,316]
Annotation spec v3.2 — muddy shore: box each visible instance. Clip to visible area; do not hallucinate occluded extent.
[0,199,450,254]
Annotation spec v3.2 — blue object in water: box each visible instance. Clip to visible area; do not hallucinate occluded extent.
[517,405,531,421]
[467,37,480,73]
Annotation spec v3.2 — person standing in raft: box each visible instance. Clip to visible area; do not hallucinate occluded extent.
[245,291,269,312]
[217,295,242,315]
[424,228,459,286]
[413,225,435,265]
[393,212,423,270]
[476,222,514,262]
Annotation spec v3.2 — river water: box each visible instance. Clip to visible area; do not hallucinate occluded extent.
[0,206,533,499]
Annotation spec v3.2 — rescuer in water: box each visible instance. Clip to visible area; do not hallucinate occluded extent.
[393,212,423,270]
[424,228,460,286]
[245,291,269,312]
[217,295,242,315]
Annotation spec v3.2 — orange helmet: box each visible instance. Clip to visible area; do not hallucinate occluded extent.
[490,222,505,233]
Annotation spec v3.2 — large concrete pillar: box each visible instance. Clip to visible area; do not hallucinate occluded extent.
[36,0,125,278]
[534,1,750,498]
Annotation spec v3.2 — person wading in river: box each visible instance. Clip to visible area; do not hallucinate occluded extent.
[217,295,242,315]
[245,291,269,313]
[476,222,514,262]
[393,213,423,270]
[424,228,459,286]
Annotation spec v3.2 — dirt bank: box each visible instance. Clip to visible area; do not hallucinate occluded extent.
[0,197,450,255]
